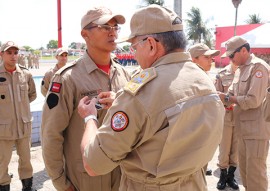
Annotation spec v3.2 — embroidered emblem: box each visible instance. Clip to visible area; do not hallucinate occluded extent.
[50,82,62,93]
[255,70,263,78]
[111,111,129,132]
[125,68,157,95]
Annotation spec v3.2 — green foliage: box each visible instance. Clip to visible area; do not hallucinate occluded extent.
[245,14,262,24]
[185,7,212,46]
[69,42,77,49]
[122,45,130,52]
[47,40,58,49]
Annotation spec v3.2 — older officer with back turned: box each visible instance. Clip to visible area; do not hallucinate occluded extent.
[78,4,225,191]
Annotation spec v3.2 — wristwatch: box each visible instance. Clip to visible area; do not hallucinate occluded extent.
[224,94,230,102]
[84,115,98,124]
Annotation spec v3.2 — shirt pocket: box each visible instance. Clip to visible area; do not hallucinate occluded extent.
[238,72,250,95]
[0,85,11,104]
[239,109,260,136]
[0,119,12,138]
[19,84,28,101]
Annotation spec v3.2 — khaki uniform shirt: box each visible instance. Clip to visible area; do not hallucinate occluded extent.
[228,54,270,139]
[215,64,235,126]
[0,64,36,140]
[84,52,225,190]
[41,65,59,97]
[41,53,130,191]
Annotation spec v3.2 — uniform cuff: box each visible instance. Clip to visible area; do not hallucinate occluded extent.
[83,137,118,175]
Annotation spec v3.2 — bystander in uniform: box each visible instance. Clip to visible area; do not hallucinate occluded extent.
[41,6,130,191]
[41,47,68,97]
[78,5,225,191]
[215,62,239,190]
[27,54,33,69]
[219,36,270,191]
[188,42,220,176]
[0,41,37,191]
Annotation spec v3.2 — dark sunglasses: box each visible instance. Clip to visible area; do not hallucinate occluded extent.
[229,46,243,59]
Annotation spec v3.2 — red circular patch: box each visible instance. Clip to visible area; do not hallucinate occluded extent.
[111,111,129,132]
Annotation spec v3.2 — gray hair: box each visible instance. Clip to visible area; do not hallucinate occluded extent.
[150,31,187,54]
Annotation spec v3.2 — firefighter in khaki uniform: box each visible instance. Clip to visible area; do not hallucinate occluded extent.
[219,36,270,191]
[215,62,239,190]
[0,41,36,191]
[78,5,225,191]
[41,7,130,191]
[41,47,68,97]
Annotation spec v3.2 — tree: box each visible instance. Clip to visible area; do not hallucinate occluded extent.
[245,14,262,24]
[47,40,58,49]
[185,7,212,46]
[69,42,77,49]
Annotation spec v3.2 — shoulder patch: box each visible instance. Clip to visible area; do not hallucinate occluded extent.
[50,82,62,93]
[111,111,129,132]
[124,67,157,96]
[255,70,263,78]
[46,93,59,109]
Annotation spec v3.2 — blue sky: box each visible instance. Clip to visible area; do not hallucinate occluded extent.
[0,0,269,49]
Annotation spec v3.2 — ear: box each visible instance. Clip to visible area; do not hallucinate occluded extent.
[147,37,158,56]
[81,30,88,40]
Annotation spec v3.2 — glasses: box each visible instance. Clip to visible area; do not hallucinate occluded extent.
[129,38,148,54]
[129,37,159,54]
[229,46,243,59]
[85,24,121,33]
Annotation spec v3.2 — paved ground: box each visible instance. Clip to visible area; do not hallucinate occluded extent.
[7,61,270,190]
[9,143,270,191]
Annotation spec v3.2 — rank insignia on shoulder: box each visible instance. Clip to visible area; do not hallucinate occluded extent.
[50,82,62,93]
[124,67,157,95]
[111,111,129,132]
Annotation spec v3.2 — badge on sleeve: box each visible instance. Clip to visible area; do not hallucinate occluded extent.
[111,111,129,132]
[50,82,62,93]
[255,70,263,78]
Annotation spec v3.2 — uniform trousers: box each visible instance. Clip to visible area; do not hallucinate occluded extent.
[238,138,269,191]
[0,138,33,185]
[217,122,238,168]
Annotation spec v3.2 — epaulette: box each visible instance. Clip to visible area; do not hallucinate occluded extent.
[124,67,157,96]
[55,60,77,75]
[18,64,28,70]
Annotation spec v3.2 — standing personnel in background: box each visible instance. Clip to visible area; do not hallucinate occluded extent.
[188,43,220,176]
[41,47,68,97]
[0,41,36,191]
[215,62,239,190]
[219,36,270,191]
[79,5,225,190]
[41,6,130,191]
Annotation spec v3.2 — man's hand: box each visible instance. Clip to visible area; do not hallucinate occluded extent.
[78,96,97,118]
[217,91,226,103]
[97,91,116,110]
